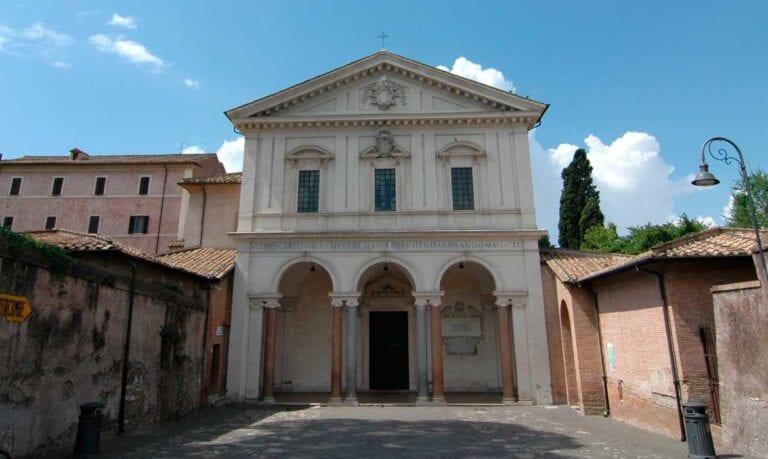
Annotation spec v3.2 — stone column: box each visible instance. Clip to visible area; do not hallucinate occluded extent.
[259,296,282,403]
[329,296,345,404]
[495,297,517,403]
[412,294,433,404]
[430,296,446,403]
[345,296,360,404]
[511,297,532,401]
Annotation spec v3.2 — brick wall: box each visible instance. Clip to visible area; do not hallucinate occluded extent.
[540,265,567,404]
[712,279,768,457]
[594,268,680,438]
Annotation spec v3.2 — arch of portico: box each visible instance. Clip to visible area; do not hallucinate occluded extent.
[236,248,549,405]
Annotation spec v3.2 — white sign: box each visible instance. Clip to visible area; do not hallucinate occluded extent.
[251,240,523,253]
[215,326,224,337]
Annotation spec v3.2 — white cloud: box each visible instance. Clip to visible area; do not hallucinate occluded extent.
[52,60,71,69]
[20,22,73,47]
[183,78,200,89]
[181,145,205,154]
[0,23,72,66]
[696,216,717,228]
[109,14,137,29]
[531,130,693,242]
[216,137,244,172]
[89,34,163,71]
[437,57,515,92]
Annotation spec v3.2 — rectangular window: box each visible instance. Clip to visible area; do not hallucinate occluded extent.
[128,215,149,234]
[94,177,106,196]
[9,177,22,196]
[297,170,320,213]
[88,216,100,234]
[375,168,396,212]
[51,177,64,196]
[2,216,13,229]
[45,216,56,230]
[138,176,150,195]
[451,167,475,211]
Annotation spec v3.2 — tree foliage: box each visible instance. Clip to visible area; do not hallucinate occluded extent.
[725,170,768,229]
[581,214,707,254]
[558,149,604,249]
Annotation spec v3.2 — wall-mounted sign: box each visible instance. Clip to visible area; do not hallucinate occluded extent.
[215,326,224,336]
[1,294,31,322]
[607,342,615,371]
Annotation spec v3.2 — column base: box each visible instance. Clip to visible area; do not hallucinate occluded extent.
[343,397,359,406]
[431,396,447,405]
[327,397,344,406]
[261,396,276,404]
[416,395,430,405]
[502,397,518,405]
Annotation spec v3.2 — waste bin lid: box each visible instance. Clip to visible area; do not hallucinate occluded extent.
[80,402,105,414]
[682,401,707,409]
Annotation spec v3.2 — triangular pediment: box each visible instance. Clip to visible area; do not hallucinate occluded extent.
[226,51,547,122]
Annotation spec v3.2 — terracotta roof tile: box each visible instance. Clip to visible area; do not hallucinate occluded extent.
[3,153,218,166]
[575,227,766,282]
[181,172,242,185]
[541,249,634,282]
[157,247,236,279]
[25,230,214,279]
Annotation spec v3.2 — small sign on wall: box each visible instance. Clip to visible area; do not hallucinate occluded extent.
[215,326,224,337]
[1,294,31,322]
[607,342,615,371]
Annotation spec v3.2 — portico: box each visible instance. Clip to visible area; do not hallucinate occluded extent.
[224,50,553,405]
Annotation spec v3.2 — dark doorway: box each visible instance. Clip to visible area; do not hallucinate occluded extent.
[369,311,409,390]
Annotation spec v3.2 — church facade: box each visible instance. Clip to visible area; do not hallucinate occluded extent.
[224,51,553,404]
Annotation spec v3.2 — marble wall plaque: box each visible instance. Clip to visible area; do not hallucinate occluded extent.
[443,318,482,338]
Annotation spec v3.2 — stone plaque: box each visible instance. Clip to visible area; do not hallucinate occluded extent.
[443,318,482,338]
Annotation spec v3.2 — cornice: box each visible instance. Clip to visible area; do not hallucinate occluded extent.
[229,229,546,241]
[233,111,541,132]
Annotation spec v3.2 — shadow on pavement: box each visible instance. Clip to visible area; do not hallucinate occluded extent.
[102,407,584,458]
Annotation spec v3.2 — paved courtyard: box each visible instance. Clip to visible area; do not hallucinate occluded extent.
[101,404,714,458]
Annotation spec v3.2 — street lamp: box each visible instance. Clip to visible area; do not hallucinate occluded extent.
[692,136,767,279]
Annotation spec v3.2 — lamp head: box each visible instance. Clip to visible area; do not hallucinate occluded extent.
[692,163,720,187]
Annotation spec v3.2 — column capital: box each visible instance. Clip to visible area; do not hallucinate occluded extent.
[413,291,444,308]
[248,293,282,309]
[329,292,361,308]
[493,290,527,308]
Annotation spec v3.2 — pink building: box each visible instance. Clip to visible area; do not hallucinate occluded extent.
[0,148,224,254]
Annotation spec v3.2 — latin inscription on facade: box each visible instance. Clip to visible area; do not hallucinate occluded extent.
[251,240,523,253]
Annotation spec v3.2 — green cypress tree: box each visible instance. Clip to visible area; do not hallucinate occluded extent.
[558,149,604,249]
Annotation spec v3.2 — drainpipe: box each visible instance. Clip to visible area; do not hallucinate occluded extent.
[154,164,169,254]
[198,186,207,247]
[200,280,212,404]
[118,258,137,436]
[584,284,610,416]
[638,265,686,441]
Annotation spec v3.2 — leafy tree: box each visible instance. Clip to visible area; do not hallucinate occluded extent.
[539,232,553,249]
[558,149,604,249]
[582,215,707,254]
[725,170,768,229]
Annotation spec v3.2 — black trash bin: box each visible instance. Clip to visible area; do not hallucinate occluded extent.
[73,402,105,458]
[683,401,716,459]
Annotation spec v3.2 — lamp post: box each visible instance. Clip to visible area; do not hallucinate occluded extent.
[692,136,768,279]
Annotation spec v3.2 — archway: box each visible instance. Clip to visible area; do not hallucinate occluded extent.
[272,261,334,394]
[560,301,579,405]
[357,262,416,392]
[439,261,500,393]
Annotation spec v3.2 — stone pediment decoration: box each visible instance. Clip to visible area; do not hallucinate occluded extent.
[360,75,408,110]
[442,303,484,356]
[437,140,486,164]
[371,283,407,297]
[285,145,334,168]
[360,128,409,160]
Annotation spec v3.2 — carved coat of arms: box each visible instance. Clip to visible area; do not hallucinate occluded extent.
[361,76,408,110]
[375,129,395,157]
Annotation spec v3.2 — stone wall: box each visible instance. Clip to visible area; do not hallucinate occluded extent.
[0,237,207,457]
[712,278,768,458]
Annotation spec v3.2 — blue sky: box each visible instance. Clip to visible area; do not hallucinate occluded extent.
[1,1,766,241]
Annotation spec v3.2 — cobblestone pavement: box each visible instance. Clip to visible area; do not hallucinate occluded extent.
[100,404,736,458]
